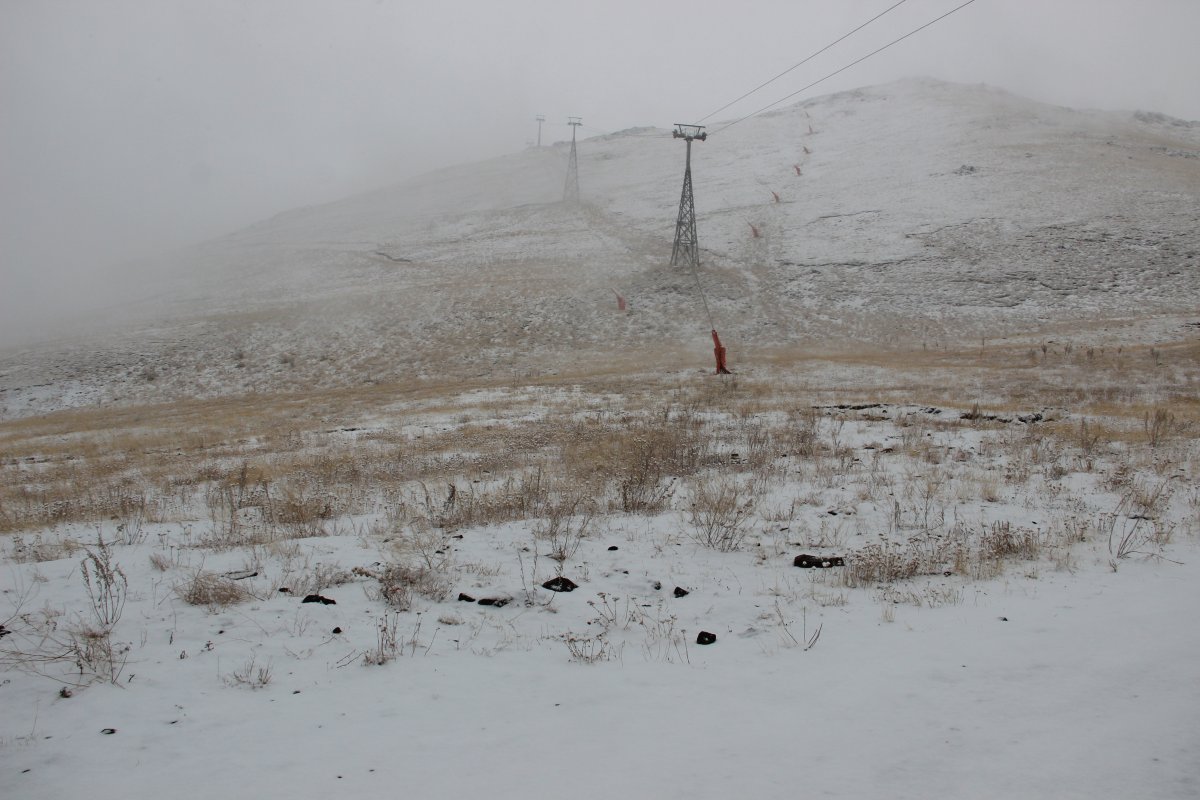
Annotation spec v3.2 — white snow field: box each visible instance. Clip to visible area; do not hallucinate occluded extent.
[2,79,1199,799]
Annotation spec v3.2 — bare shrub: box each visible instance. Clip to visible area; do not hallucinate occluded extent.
[562,632,620,664]
[290,563,355,596]
[269,485,338,535]
[566,416,704,514]
[430,471,551,530]
[1143,407,1175,448]
[80,538,127,630]
[979,521,1043,562]
[115,498,149,546]
[9,533,82,563]
[355,564,451,610]
[175,571,252,609]
[1107,481,1174,559]
[840,543,924,587]
[1,558,130,685]
[876,584,963,608]
[65,620,130,685]
[535,494,597,562]
[223,654,273,689]
[202,486,269,549]
[362,613,400,665]
[785,406,823,457]
[686,477,757,551]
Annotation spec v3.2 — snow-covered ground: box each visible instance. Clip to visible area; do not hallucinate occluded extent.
[2,387,1198,799]
[2,79,1199,798]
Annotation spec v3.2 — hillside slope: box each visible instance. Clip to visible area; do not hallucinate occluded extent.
[2,78,1198,417]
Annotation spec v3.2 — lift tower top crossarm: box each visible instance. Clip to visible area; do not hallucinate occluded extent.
[672,123,708,142]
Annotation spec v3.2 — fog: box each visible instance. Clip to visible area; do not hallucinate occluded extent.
[3,0,1198,344]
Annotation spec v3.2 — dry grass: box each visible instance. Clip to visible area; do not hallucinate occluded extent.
[175,571,253,609]
[2,334,1197,618]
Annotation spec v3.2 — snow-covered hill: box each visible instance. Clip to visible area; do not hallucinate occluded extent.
[2,78,1198,417]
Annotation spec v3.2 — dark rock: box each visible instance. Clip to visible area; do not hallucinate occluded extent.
[332,627,343,634]
[542,576,579,592]
[794,554,845,568]
[101,728,117,735]
[696,631,717,645]
[607,545,619,551]
[457,592,477,602]
[278,587,290,593]
[477,597,510,607]
[222,569,258,581]
[653,581,662,591]
[302,594,336,605]
[673,586,689,598]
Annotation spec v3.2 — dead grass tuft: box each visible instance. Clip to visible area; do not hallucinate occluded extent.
[175,571,253,609]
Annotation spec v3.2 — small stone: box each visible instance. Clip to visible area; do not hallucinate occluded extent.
[653,581,662,591]
[696,631,717,645]
[278,587,290,593]
[59,687,72,699]
[542,576,578,592]
[302,594,336,605]
[673,587,689,598]
[101,728,117,735]
[477,597,510,607]
[457,592,477,602]
[607,545,618,551]
[332,627,343,634]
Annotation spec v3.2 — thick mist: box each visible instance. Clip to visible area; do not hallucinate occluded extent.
[3,0,1197,345]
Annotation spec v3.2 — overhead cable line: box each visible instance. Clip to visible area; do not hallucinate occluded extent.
[709,0,981,137]
[696,0,910,124]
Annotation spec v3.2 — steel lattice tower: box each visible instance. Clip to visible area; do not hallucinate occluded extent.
[670,124,706,268]
[563,117,581,203]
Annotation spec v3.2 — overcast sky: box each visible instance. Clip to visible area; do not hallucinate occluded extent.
[3,0,1199,342]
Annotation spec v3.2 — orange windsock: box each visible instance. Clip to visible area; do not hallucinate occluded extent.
[711,329,731,374]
